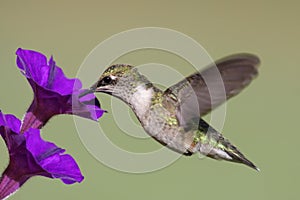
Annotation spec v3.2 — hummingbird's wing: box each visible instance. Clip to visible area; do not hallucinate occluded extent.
[163,54,260,127]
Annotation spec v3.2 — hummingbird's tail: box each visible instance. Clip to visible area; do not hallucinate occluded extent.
[197,120,259,171]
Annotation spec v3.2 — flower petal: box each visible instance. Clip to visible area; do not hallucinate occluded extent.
[16,48,48,83]
[16,48,81,96]
[0,113,21,134]
[71,89,105,121]
[24,131,84,184]
[16,48,105,132]
[0,112,84,185]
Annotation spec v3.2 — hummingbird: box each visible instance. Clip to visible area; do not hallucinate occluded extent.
[86,54,260,171]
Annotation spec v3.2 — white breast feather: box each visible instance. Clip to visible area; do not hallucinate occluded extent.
[130,85,153,117]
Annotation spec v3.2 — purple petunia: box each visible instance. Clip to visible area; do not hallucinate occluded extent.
[0,112,84,199]
[0,48,106,199]
[16,48,105,133]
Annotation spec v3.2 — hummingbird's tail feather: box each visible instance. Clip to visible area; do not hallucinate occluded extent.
[197,120,259,171]
[220,144,259,171]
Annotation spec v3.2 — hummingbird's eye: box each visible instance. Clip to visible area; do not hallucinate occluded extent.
[102,76,112,84]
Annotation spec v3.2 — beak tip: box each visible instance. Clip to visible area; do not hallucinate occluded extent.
[79,88,95,98]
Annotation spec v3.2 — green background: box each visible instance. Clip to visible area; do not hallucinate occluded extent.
[0,0,299,199]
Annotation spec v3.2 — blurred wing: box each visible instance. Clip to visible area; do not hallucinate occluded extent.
[164,54,260,127]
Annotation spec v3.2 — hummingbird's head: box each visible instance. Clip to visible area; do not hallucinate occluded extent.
[90,64,152,102]
[91,64,134,94]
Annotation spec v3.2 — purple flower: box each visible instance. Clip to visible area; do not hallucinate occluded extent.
[16,48,105,133]
[0,111,83,199]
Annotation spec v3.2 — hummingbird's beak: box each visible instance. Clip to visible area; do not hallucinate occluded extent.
[78,88,95,98]
[87,81,112,94]
[79,80,102,98]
